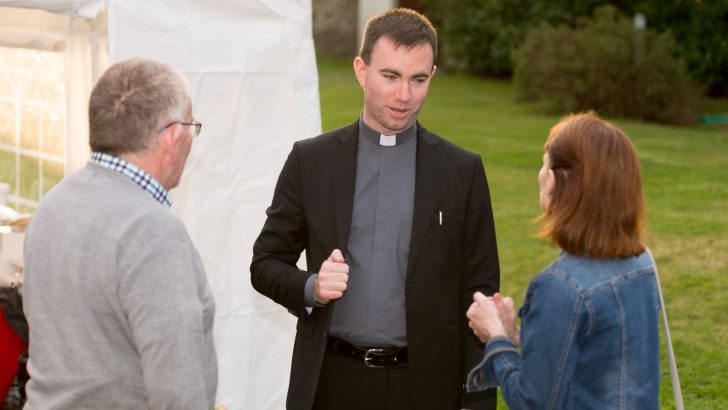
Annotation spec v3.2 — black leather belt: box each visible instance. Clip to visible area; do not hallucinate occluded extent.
[327,336,408,368]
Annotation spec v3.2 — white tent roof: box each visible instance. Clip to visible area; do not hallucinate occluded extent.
[0,0,103,18]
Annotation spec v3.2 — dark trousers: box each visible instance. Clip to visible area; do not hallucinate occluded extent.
[312,347,415,410]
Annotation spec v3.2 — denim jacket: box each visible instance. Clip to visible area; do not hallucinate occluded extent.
[466,251,661,409]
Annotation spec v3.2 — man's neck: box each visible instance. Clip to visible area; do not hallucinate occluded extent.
[119,151,168,189]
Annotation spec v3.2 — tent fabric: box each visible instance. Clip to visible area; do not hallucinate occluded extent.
[107,1,320,408]
[1,0,320,408]
[0,8,67,51]
[0,0,103,19]
[65,15,106,172]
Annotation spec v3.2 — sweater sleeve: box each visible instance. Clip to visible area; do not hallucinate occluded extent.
[117,212,217,410]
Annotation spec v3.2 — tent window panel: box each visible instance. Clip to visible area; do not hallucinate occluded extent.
[20,106,40,151]
[18,154,40,202]
[5,48,38,97]
[45,110,64,156]
[27,51,65,104]
[0,69,11,96]
[42,160,64,196]
[0,103,13,146]
[0,46,66,210]
[0,151,15,194]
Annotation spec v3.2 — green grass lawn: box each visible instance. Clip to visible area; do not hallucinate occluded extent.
[317,57,728,409]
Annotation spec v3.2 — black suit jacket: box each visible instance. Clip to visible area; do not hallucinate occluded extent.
[251,121,500,409]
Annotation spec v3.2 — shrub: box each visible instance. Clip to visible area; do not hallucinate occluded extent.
[417,0,727,97]
[512,5,700,125]
[634,0,728,97]
[418,0,543,76]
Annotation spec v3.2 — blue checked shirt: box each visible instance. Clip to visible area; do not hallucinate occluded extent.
[90,152,172,208]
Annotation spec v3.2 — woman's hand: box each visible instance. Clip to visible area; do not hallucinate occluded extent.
[467,291,507,343]
[492,293,519,346]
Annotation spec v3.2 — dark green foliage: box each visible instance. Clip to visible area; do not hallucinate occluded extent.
[512,5,700,125]
[419,0,636,76]
[417,0,727,96]
[418,0,546,76]
[631,1,728,97]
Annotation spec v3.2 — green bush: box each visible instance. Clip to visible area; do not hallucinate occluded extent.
[418,0,643,76]
[633,0,728,97]
[418,0,542,76]
[417,0,727,97]
[512,5,700,125]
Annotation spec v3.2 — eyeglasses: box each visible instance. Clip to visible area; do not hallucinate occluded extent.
[157,121,202,137]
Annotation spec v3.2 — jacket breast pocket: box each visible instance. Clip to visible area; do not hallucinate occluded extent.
[430,207,465,226]
[426,208,466,257]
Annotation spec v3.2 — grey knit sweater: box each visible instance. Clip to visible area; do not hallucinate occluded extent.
[23,162,217,409]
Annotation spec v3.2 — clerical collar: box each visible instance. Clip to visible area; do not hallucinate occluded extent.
[358,117,417,147]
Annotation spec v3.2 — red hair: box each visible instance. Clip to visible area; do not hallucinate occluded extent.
[538,112,645,258]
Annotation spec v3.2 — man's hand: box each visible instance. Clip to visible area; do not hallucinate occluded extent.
[314,249,349,304]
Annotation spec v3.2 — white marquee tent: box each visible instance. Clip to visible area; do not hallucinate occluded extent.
[0,0,321,408]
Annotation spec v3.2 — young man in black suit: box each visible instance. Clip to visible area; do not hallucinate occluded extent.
[252,8,500,410]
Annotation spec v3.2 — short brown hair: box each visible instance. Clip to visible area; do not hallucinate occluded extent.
[538,112,645,258]
[359,8,437,66]
[89,58,189,156]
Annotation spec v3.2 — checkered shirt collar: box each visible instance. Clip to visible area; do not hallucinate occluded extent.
[90,152,172,208]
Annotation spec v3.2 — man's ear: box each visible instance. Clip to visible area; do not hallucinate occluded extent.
[431,64,437,78]
[353,56,367,89]
[158,125,181,160]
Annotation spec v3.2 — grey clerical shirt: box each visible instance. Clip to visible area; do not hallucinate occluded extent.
[328,118,417,347]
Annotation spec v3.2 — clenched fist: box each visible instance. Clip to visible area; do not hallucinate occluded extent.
[314,249,349,304]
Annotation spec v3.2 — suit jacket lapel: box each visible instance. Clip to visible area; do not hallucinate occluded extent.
[407,124,446,278]
[329,122,359,251]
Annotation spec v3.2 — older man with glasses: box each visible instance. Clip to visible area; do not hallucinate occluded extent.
[22,58,217,410]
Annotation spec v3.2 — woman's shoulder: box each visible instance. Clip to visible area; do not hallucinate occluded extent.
[531,257,584,296]
[541,251,653,291]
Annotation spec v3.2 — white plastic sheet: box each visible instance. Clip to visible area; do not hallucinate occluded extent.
[107,1,320,408]
[0,0,103,18]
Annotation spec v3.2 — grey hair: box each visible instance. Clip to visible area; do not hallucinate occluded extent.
[89,58,190,156]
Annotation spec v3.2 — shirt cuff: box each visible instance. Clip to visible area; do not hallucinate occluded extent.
[304,273,326,309]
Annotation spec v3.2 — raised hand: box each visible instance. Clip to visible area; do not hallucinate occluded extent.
[314,249,349,304]
[467,291,507,343]
[492,293,519,346]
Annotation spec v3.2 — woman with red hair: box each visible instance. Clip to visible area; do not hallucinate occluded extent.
[466,112,661,409]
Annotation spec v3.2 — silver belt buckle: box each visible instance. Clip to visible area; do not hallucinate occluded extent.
[364,348,387,368]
